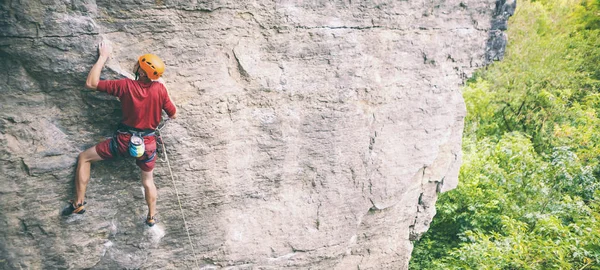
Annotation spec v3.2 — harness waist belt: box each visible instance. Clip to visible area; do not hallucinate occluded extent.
[117,123,156,137]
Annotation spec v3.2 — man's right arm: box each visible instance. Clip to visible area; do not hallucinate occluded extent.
[85,41,112,90]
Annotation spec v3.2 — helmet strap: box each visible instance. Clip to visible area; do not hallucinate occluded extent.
[135,66,140,80]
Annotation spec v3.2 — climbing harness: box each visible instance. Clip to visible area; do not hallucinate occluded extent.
[109,123,157,162]
[156,119,200,268]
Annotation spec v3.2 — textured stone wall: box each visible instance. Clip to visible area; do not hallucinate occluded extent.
[0,0,512,269]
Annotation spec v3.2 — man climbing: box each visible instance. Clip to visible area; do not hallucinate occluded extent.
[62,41,177,227]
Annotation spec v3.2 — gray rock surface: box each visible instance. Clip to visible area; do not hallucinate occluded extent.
[0,0,511,269]
[486,0,516,63]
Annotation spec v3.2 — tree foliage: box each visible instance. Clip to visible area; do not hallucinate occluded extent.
[410,0,600,269]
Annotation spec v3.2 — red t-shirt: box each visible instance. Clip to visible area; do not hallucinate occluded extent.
[97,78,176,130]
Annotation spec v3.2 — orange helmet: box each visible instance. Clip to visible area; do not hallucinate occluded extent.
[138,54,165,80]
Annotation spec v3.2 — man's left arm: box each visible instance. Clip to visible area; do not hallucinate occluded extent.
[85,41,113,90]
[160,84,177,119]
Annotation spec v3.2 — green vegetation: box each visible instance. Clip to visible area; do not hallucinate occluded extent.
[410,0,600,269]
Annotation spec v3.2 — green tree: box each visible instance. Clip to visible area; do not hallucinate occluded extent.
[410,0,600,269]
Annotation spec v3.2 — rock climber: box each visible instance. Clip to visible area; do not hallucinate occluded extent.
[61,41,177,227]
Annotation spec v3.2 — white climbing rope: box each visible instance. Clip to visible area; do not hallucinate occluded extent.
[158,121,200,268]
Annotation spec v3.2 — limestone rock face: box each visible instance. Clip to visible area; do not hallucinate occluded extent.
[0,0,510,269]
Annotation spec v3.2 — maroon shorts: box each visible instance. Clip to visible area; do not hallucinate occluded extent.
[96,133,157,172]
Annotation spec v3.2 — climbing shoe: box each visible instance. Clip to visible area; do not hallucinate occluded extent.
[145,215,158,227]
[61,200,86,216]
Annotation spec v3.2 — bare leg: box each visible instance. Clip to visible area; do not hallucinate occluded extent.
[141,170,157,217]
[75,146,103,205]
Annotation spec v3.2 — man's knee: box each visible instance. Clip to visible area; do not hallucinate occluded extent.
[79,146,103,163]
[78,150,93,163]
[78,151,90,163]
